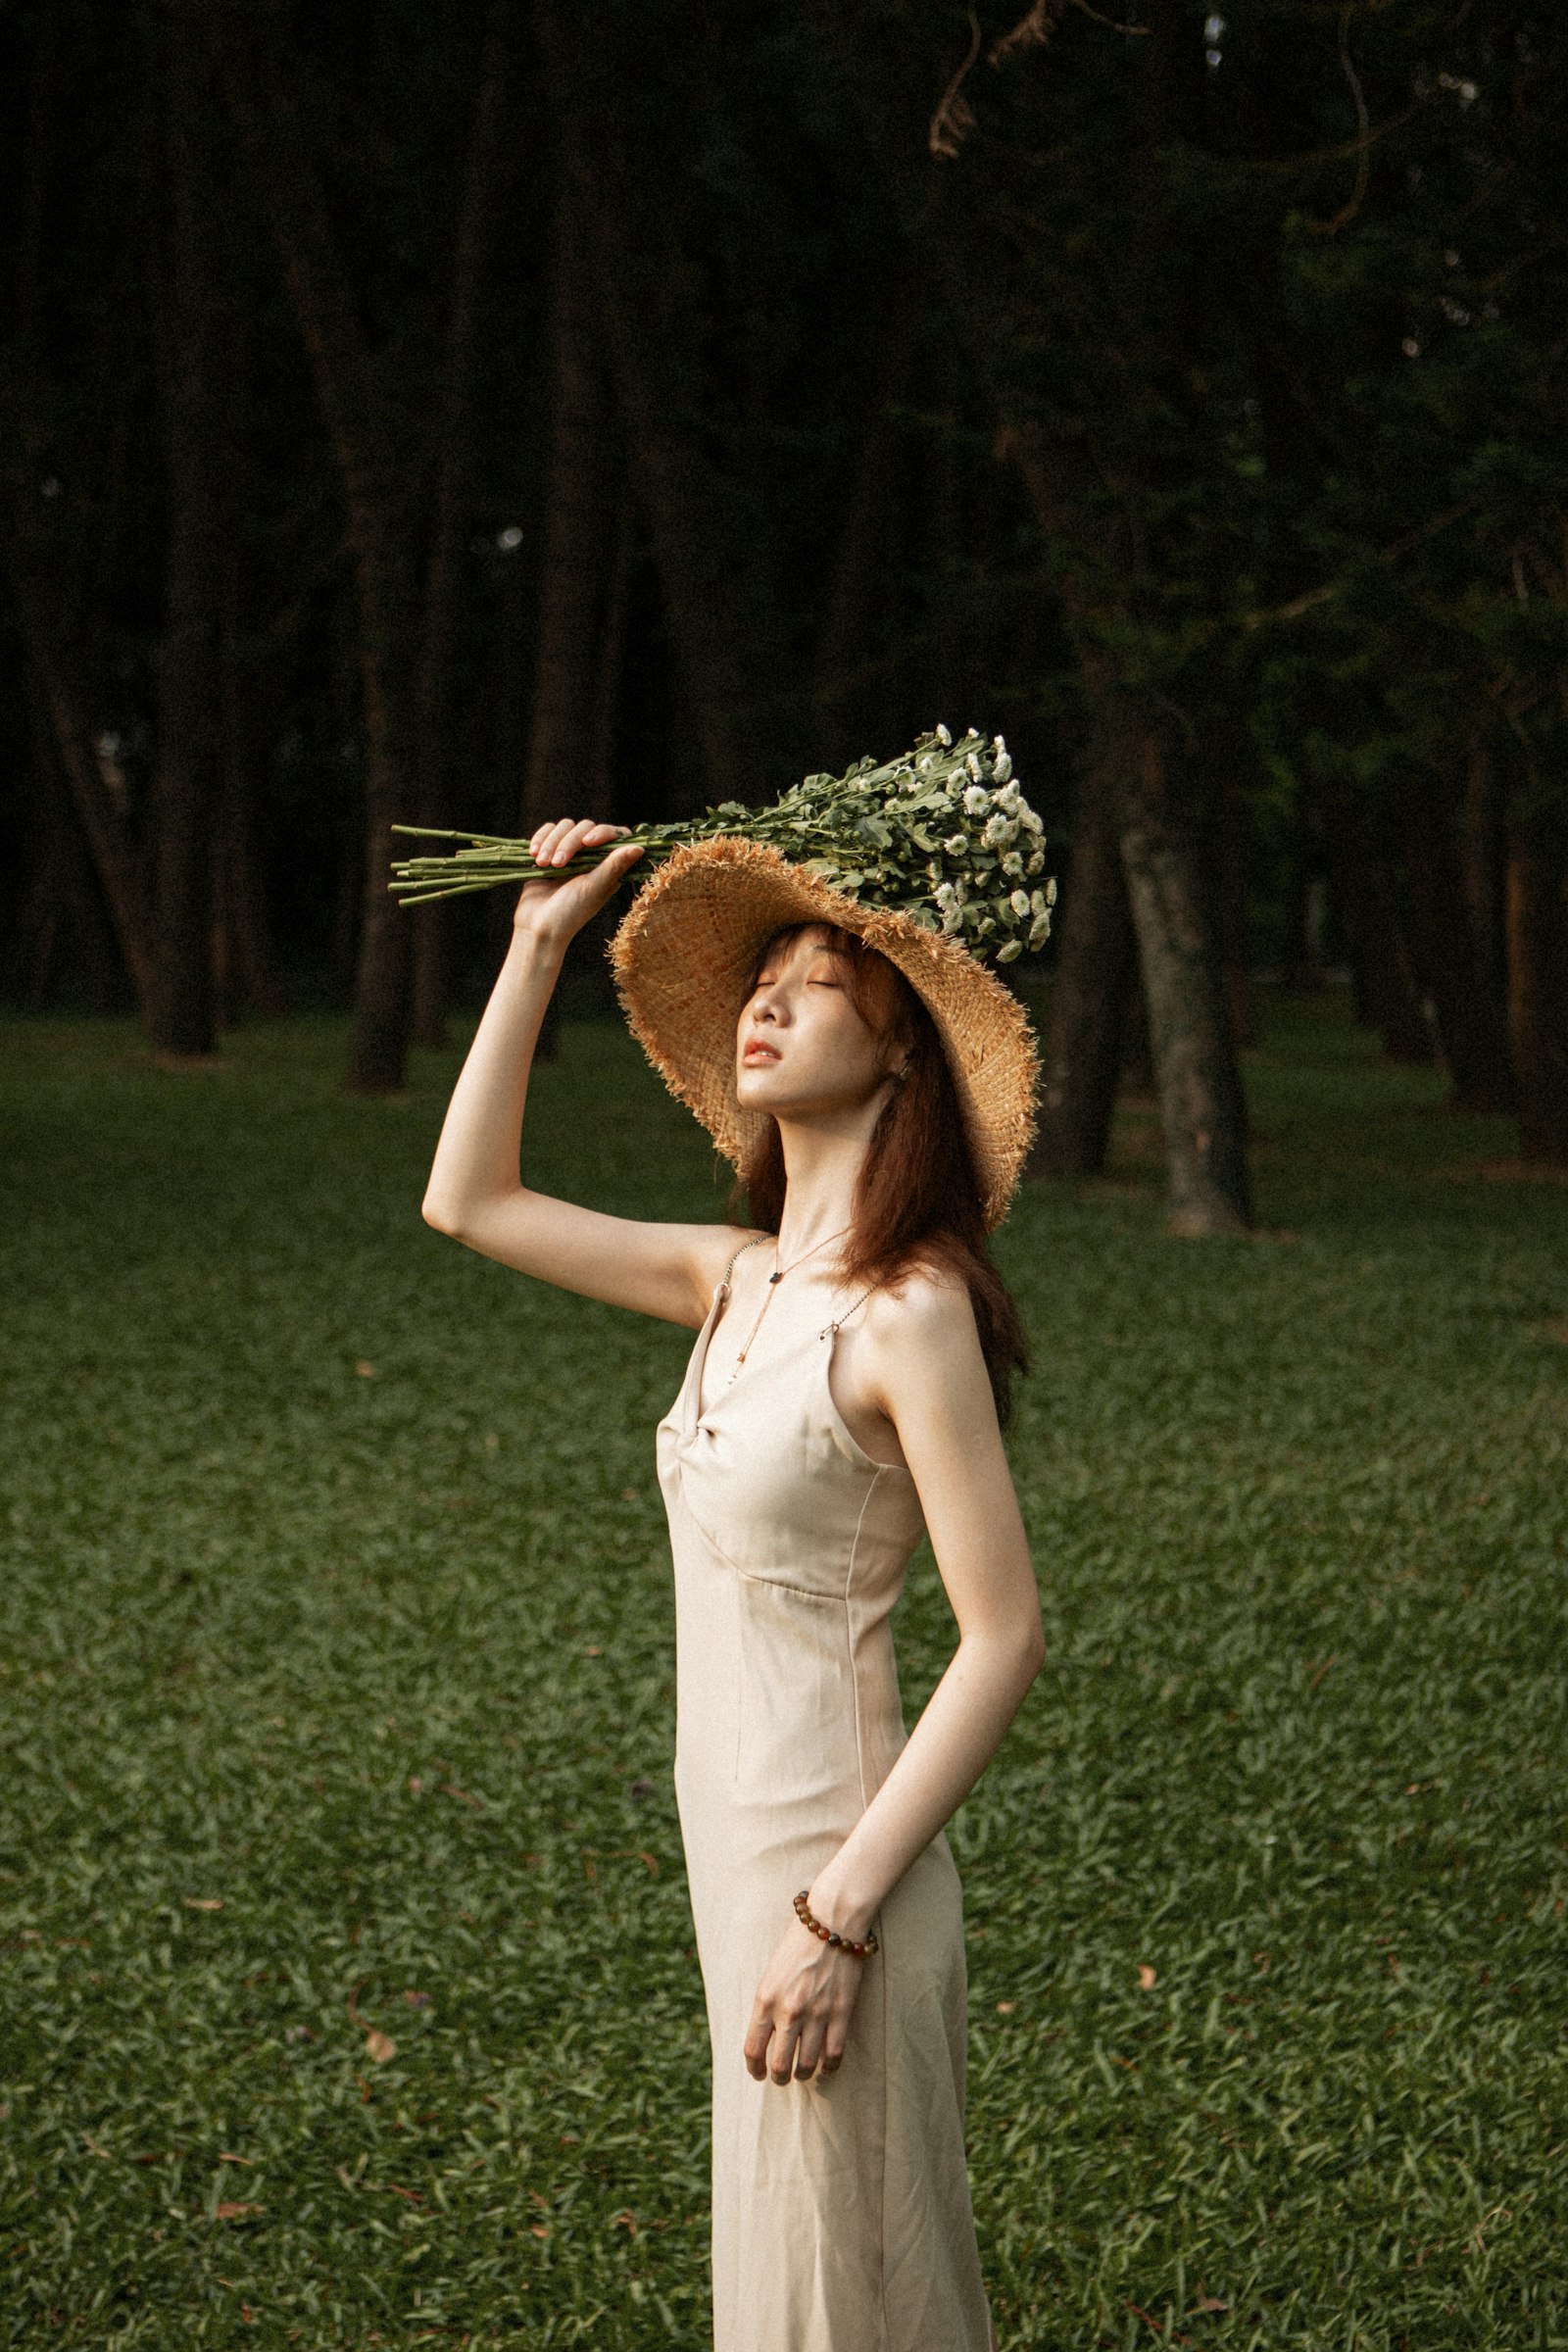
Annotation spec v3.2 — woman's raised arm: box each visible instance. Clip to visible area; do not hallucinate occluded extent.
[420,816,749,1328]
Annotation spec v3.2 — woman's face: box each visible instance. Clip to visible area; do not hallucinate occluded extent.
[734,926,902,1123]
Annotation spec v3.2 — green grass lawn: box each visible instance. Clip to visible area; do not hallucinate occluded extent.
[2,987,1565,2350]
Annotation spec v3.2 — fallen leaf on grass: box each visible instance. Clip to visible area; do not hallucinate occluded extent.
[214,2201,261,2222]
[217,2153,254,2166]
[183,1896,223,1911]
[365,2030,398,2064]
[402,1988,432,2008]
[1138,1964,1157,1989]
[356,1362,377,1378]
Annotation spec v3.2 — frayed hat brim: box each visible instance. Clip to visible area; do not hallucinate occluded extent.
[606,838,1039,1231]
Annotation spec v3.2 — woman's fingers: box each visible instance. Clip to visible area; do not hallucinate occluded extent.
[768,2016,803,2086]
[743,2002,774,2082]
[528,816,633,867]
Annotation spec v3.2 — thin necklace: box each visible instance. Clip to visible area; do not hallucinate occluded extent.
[727,1223,855,1381]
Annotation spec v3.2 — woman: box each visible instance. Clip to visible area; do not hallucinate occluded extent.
[421,813,1046,2352]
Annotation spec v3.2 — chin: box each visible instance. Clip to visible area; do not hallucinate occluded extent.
[736,1066,786,1111]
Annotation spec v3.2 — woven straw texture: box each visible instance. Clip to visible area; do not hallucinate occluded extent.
[607,837,1040,1231]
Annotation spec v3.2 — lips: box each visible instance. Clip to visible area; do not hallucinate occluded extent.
[743,1041,780,1064]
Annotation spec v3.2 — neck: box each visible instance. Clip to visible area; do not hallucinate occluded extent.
[771,1092,887,1259]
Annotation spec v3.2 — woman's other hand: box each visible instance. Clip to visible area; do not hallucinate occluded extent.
[744,1918,866,2086]
[514,819,644,951]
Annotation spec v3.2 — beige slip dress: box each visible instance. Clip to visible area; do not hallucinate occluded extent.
[656,1237,998,2352]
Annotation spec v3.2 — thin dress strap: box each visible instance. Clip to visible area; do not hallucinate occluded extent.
[714,1232,770,1305]
[818,1283,880,1341]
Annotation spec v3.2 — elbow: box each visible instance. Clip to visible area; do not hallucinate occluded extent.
[421,1192,464,1238]
[1014,1615,1048,1684]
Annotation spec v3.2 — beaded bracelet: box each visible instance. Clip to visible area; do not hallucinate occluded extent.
[794,1887,879,1958]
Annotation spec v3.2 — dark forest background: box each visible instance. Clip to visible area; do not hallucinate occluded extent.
[4,0,1566,1220]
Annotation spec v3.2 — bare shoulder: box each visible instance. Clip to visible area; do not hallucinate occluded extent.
[861,1261,979,1351]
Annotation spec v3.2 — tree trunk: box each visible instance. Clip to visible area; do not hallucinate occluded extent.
[579,153,788,808]
[150,15,223,1059]
[14,683,127,1012]
[517,147,626,1063]
[20,612,157,1017]
[812,280,916,761]
[1401,780,1515,1113]
[1120,954,1156,1095]
[585,491,637,819]
[526,0,793,813]
[1462,730,1508,1009]
[1026,774,1136,1178]
[1213,764,1255,1049]
[212,14,419,1093]
[211,524,286,1023]
[411,2,509,1054]
[1327,844,1432,1062]
[994,423,1252,1235]
[1504,838,1568,1165]
[1113,722,1253,1235]
[521,157,620,839]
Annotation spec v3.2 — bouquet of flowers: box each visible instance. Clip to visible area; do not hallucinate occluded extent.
[388,724,1055,963]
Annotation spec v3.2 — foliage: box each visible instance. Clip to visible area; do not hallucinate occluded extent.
[390,724,1057,962]
[2,996,1565,2345]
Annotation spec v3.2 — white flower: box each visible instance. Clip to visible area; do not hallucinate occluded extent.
[1009,889,1031,917]
[965,751,983,781]
[1026,850,1045,875]
[995,781,1021,815]
[1029,889,1050,918]
[1045,875,1058,905]
[935,722,952,746]
[1029,913,1051,949]
[993,746,1012,781]
[935,880,959,912]
[1002,851,1025,878]
[944,831,967,855]
[962,784,990,815]
[981,812,1017,849]
[1019,808,1044,834]
[997,938,1023,963]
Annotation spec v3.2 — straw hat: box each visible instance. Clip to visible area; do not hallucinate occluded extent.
[606,836,1040,1231]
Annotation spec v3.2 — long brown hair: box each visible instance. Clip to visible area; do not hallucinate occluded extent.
[730,921,1030,1426]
